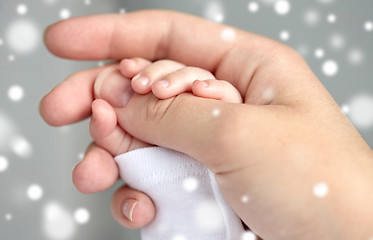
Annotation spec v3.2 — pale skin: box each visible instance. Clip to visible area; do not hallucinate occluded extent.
[91,58,243,156]
[90,59,244,225]
[40,10,373,239]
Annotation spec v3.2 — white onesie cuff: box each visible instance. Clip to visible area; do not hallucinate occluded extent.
[115,147,244,240]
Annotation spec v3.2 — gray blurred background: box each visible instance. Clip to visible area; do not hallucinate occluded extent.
[0,0,372,239]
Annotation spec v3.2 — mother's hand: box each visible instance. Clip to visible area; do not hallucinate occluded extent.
[40,10,373,239]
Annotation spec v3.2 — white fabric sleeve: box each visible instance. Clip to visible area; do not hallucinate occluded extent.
[115,147,245,240]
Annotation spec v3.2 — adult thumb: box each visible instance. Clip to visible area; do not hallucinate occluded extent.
[115,92,262,173]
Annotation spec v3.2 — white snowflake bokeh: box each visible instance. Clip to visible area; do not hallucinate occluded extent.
[5,213,13,221]
[43,202,76,240]
[313,182,329,198]
[16,4,28,15]
[318,0,335,4]
[10,135,33,158]
[194,200,225,231]
[328,33,345,50]
[314,48,325,59]
[279,30,290,41]
[182,177,199,192]
[304,8,320,26]
[247,2,260,13]
[212,108,221,117]
[5,19,40,54]
[365,21,373,32]
[74,208,90,224]
[346,94,373,129]
[8,54,16,62]
[241,195,250,203]
[60,8,71,19]
[347,48,364,65]
[327,13,337,23]
[8,85,24,102]
[0,112,17,152]
[204,1,225,23]
[322,59,339,77]
[242,231,257,240]
[172,235,187,240]
[0,155,9,172]
[274,0,291,16]
[221,28,236,42]
[44,0,58,5]
[27,184,43,201]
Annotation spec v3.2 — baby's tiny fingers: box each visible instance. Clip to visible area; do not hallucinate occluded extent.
[119,58,152,79]
[131,59,185,94]
[151,66,215,99]
[192,79,243,103]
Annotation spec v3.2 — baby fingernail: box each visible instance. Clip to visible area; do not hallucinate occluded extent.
[200,80,209,87]
[121,58,136,67]
[122,199,138,222]
[157,79,170,88]
[133,74,149,86]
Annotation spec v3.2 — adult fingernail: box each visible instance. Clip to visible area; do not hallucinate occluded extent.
[133,74,149,86]
[122,88,134,107]
[95,66,119,99]
[95,66,133,108]
[122,199,138,222]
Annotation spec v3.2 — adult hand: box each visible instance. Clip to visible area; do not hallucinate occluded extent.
[40,10,373,239]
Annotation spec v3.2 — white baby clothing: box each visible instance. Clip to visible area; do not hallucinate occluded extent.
[115,147,245,240]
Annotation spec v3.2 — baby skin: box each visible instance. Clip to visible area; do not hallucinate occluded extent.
[91,58,242,155]
[90,58,245,240]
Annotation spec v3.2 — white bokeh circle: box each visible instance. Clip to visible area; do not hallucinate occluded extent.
[242,231,257,240]
[204,1,225,23]
[318,0,335,4]
[8,85,24,102]
[74,208,90,224]
[279,30,290,41]
[16,4,28,15]
[182,177,199,192]
[248,2,260,13]
[5,19,40,54]
[60,8,71,19]
[0,112,17,152]
[274,0,290,15]
[327,13,337,23]
[313,182,329,198]
[347,48,364,65]
[322,60,339,77]
[304,9,320,26]
[27,184,43,201]
[348,94,373,129]
[314,48,325,59]
[0,156,9,172]
[221,28,236,42]
[328,33,345,50]
[10,135,33,158]
[365,21,373,32]
[194,200,224,231]
[43,202,76,240]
